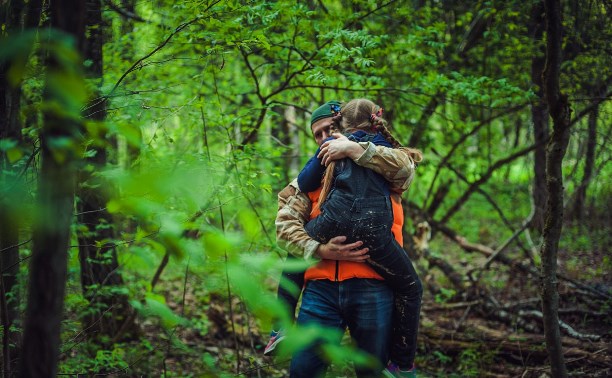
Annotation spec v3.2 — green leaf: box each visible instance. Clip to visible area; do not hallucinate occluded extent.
[106,199,121,213]
[132,296,189,329]
[158,231,185,259]
[5,147,22,163]
[0,138,18,151]
[238,209,259,239]
[47,136,78,164]
[202,229,233,258]
[0,31,37,86]
[122,123,143,148]
[47,70,88,112]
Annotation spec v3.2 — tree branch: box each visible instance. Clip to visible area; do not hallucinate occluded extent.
[102,0,222,100]
[103,0,147,23]
[438,142,539,224]
[423,104,528,213]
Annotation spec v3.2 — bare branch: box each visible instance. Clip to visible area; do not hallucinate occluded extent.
[102,0,222,100]
[422,104,528,212]
[439,142,539,224]
[103,0,147,23]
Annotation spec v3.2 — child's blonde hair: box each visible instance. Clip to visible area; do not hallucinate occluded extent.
[318,98,422,205]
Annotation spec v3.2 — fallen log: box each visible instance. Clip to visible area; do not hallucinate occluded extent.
[412,211,611,302]
[419,317,611,367]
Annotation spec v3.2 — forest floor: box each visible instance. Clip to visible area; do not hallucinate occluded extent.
[136,286,610,378]
[103,232,611,378]
[140,259,610,377]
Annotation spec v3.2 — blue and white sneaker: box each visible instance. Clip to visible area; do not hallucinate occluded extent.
[263,329,286,356]
[382,362,417,377]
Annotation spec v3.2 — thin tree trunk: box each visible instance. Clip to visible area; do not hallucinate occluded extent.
[286,106,300,178]
[0,219,19,377]
[117,0,141,172]
[408,95,439,148]
[275,104,299,185]
[529,1,549,233]
[570,103,597,220]
[540,0,570,376]
[77,0,134,341]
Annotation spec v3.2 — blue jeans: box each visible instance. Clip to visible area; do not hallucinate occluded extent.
[289,279,393,378]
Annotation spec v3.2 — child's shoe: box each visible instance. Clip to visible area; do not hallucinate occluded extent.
[263,329,286,356]
[382,362,417,377]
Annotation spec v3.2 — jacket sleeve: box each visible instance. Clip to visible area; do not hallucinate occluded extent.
[297,136,334,192]
[354,142,415,193]
[297,154,325,193]
[275,179,321,260]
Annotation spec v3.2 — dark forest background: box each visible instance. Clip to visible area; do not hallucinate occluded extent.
[0,0,610,377]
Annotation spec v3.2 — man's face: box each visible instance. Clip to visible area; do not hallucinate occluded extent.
[311,117,334,146]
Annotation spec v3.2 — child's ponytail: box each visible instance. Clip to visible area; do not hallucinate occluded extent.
[317,112,343,206]
[371,114,423,165]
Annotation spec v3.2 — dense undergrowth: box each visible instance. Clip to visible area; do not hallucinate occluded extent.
[49,207,610,377]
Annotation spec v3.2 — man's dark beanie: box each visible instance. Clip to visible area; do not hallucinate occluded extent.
[310,100,341,127]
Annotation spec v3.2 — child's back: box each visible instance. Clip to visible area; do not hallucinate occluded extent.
[300,130,394,244]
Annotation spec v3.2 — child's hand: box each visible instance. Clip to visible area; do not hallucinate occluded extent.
[318,135,363,166]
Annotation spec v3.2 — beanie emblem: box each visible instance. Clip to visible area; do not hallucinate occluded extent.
[330,103,341,116]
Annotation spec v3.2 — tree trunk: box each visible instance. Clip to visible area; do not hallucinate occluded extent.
[569,102,597,221]
[540,0,570,376]
[0,1,42,375]
[0,215,19,378]
[117,0,141,172]
[529,1,549,233]
[408,95,439,148]
[274,104,300,185]
[0,3,22,371]
[77,0,134,342]
[18,1,86,376]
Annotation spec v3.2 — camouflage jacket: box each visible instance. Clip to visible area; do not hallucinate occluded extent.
[275,142,416,259]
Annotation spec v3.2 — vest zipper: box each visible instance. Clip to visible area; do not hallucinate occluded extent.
[335,260,339,281]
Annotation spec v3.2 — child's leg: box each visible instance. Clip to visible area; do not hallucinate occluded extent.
[327,199,421,368]
[321,195,421,367]
[365,236,423,370]
[304,212,338,245]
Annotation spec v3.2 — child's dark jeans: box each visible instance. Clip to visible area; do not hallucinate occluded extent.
[305,190,422,369]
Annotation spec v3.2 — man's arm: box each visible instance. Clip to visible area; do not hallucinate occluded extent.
[357,143,416,193]
[275,179,320,259]
[318,135,415,193]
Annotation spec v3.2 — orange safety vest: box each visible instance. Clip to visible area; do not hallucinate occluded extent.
[304,188,404,282]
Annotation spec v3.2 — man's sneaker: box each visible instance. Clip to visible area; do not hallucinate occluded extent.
[263,329,286,356]
[382,362,417,378]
